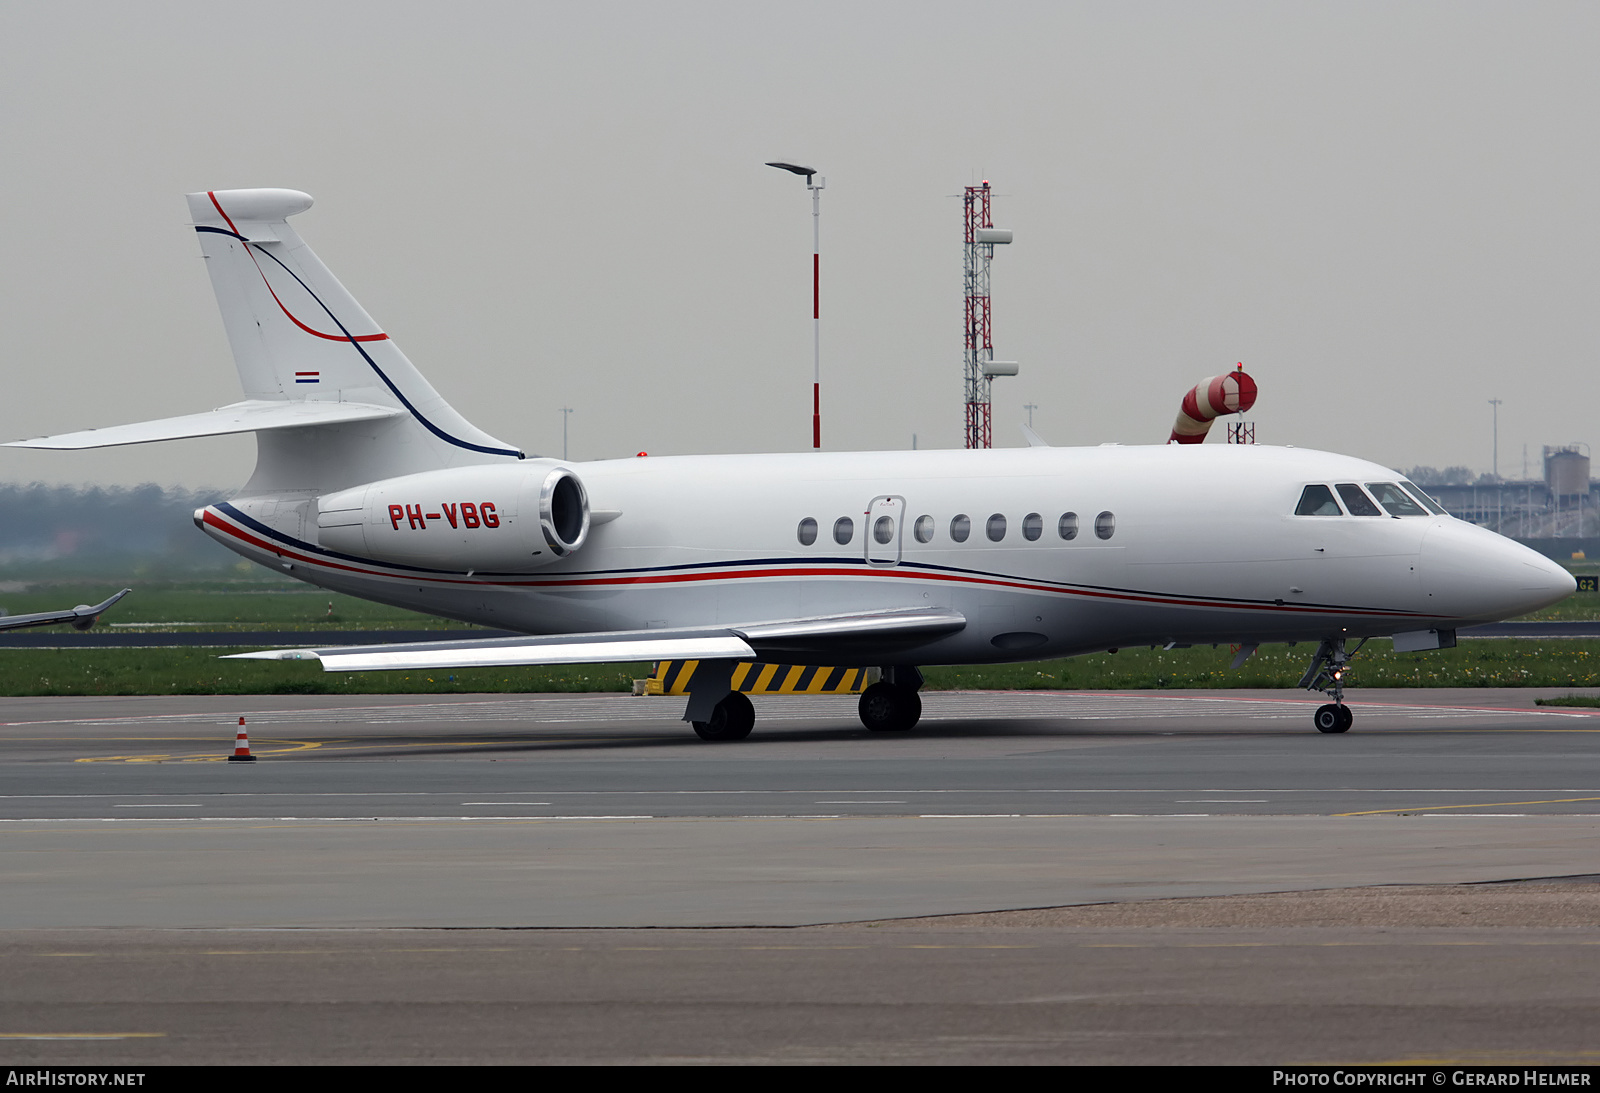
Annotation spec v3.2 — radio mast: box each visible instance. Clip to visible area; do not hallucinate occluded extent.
[963,182,1014,449]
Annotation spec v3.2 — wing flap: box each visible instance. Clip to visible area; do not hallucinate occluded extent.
[5,400,406,450]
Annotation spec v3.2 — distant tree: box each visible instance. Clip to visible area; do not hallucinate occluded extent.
[1440,466,1476,485]
[0,482,236,577]
[1405,466,1442,484]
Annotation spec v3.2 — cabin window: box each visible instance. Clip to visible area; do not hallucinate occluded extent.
[1399,481,1448,515]
[1095,511,1116,540]
[797,517,818,546]
[1336,483,1382,516]
[913,515,934,543]
[1367,482,1429,517]
[950,514,971,542]
[1058,512,1079,540]
[833,517,854,545]
[1022,512,1043,541]
[986,514,1007,542]
[873,515,896,545]
[1294,485,1343,516]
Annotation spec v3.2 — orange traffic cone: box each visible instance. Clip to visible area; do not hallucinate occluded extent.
[228,716,256,763]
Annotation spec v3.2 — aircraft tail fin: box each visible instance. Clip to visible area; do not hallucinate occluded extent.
[8,189,524,496]
[162,189,524,496]
[185,190,522,492]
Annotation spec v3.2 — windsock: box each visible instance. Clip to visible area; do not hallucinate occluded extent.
[1168,366,1258,444]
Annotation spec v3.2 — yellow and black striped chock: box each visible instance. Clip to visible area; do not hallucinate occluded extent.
[635,660,875,697]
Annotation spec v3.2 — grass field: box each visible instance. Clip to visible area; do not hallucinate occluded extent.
[2,640,1599,697]
[3,576,1600,697]
[5,573,1599,630]
[0,579,476,631]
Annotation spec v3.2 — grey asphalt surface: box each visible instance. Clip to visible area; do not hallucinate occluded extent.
[3,687,1599,1064]
[1,907,1598,1066]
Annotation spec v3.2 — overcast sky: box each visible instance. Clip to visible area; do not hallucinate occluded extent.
[1,1,1595,488]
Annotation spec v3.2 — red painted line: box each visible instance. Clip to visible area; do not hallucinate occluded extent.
[201,509,1434,620]
[207,191,240,236]
[206,192,388,344]
[258,277,388,343]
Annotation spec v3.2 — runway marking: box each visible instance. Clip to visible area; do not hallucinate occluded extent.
[74,739,324,763]
[1372,1052,1600,1065]
[13,788,1600,798]
[1335,796,1600,816]
[10,690,1598,734]
[8,809,1600,825]
[0,1033,165,1040]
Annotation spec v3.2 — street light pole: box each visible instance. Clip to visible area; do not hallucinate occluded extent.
[1488,398,1502,479]
[767,162,824,449]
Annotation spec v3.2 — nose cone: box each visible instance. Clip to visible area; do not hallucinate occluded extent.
[1421,521,1576,621]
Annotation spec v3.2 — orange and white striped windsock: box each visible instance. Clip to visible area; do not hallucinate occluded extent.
[1168,366,1258,444]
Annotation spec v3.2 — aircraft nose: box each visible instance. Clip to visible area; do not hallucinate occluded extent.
[1420,521,1576,621]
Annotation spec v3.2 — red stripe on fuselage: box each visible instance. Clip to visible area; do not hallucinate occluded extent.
[200,509,1438,620]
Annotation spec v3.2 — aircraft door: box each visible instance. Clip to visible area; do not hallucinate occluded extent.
[866,495,905,567]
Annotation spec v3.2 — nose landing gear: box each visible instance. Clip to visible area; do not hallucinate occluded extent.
[1299,638,1365,733]
[1313,702,1354,734]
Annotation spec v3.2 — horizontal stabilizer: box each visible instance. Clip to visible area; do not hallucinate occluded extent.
[0,589,131,633]
[227,608,967,673]
[5,400,405,450]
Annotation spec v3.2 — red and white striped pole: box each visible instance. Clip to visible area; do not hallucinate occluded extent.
[767,162,824,449]
[810,177,822,449]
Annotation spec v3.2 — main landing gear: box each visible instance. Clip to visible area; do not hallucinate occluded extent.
[857,667,924,733]
[1298,637,1366,734]
[682,661,755,742]
[691,690,755,742]
[682,663,926,741]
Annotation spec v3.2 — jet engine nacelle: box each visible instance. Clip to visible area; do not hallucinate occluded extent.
[315,461,590,571]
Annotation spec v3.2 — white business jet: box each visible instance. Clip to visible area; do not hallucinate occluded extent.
[6,190,1575,738]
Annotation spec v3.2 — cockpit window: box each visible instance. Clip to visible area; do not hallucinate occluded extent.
[1335,483,1382,516]
[1367,482,1429,517]
[1398,481,1448,516]
[1295,484,1343,516]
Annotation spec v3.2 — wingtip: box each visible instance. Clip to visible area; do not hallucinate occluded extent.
[222,649,323,662]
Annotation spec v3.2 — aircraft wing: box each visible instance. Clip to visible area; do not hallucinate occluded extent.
[0,589,131,633]
[4,400,405,450]
[226,607,968,672]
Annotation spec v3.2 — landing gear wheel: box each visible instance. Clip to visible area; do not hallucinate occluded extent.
[1314,703,1352,734]
[692,691,755,741]
[858,682,922,732]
